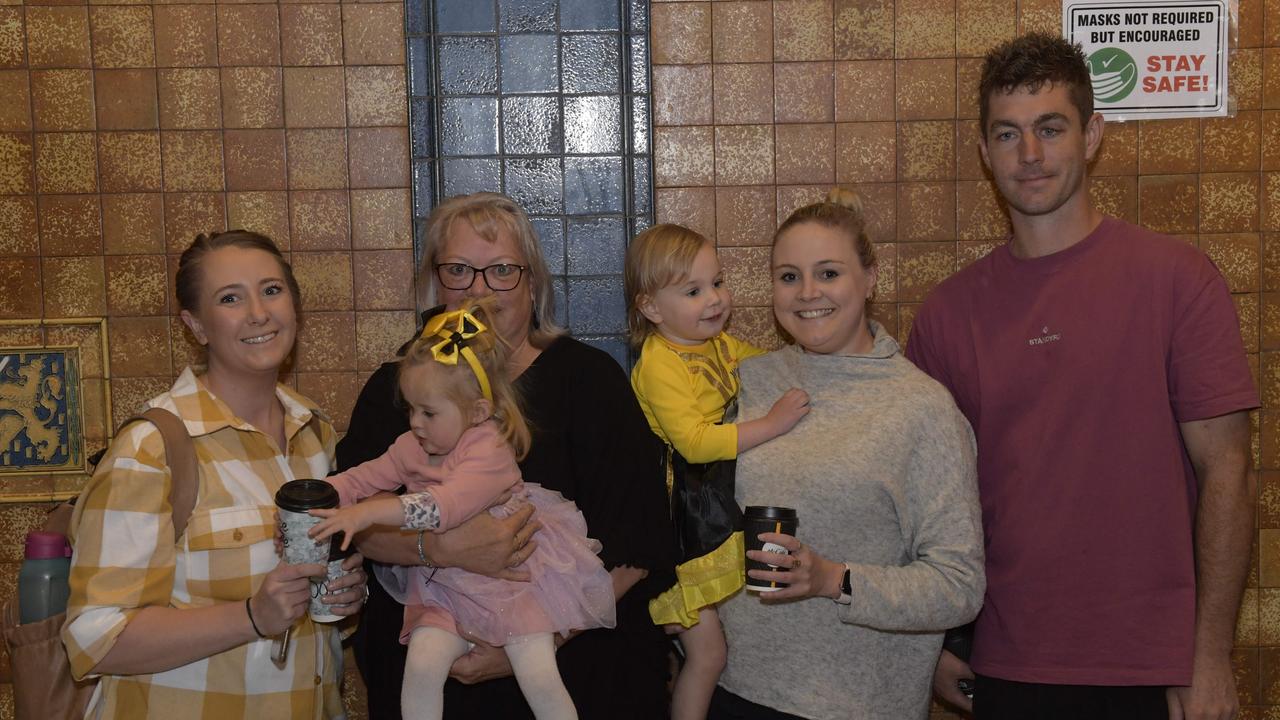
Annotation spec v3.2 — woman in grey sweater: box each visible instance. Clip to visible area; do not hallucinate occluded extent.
[712,188,985,720]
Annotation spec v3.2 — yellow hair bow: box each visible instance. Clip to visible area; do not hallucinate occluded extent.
[419,308,492,402]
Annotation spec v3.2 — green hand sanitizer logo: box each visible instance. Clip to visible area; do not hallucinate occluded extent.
[1087,48,1138,103]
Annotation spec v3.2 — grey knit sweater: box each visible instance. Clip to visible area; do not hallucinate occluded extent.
[718,325,985,719]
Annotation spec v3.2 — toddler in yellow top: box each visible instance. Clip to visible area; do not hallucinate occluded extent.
[624,224,809,720]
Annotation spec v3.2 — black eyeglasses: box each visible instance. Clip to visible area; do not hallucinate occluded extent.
[435,263,527,292]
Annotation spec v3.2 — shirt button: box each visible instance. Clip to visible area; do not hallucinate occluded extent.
[233,529,243,541]
[314,675,322,686]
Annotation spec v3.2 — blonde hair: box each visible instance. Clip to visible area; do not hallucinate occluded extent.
[419,192,564,349]
[774,187,876,270]
[399,300,532,460]
[623,223,713,348]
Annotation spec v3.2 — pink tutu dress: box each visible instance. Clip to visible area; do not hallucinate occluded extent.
[326,421,616,646]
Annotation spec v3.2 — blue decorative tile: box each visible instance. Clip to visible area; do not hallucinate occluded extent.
[442,158,501,197]
[501,96,562,154]
[632,156,651,215]
[567,216,626,274]
[564,95,622,154]
[409,37,433,97]
[567,276,626,334]
[440,97,498,156]
[435,0,496,33]
[413,159,436,217]
[561,0,620,31]
[504,158,563,215]
[580,335,629,368]
[562,34,621,94]
[406,0,428,35]
[411,98,434,158]
[564,156,624,215]
[627,0,647,33]
[627,34,648,93]
[630,95,649,154]
[438,36,498,95]
[500,35,559,94]
[499,0,556,33]
[414,220,429,268]
[550,275,568,328]
[531,217,565,274]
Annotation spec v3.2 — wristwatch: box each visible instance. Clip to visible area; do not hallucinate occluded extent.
[835,564,853,605]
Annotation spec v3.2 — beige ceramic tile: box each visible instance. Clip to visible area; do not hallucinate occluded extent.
[715,186,776,247]
[773,0,833,62]
[776,123,835,185]
[651,2,711,65]
[897,182,955,242]
[895,59,956,121]
[35,131,97,193]
[30,69,94,131]
[833,0,894,60]
[895,0,955,58]
[715,124,775,185]
[897,120,955,181]
[351,188,412,250]
[712,1,773,63]
[654,64,713,126]
[89,6,154,68]
[654,126,715,187]
[713,63,774,125]
[101,193,164,255]
[656,186,716,240]
[38,194,100,255]
[836,121,895,184]
[834,60,894,122]
[98,131,161,193]
[0,196,38,256]
[227,191,291,249]
[774,61,834,123]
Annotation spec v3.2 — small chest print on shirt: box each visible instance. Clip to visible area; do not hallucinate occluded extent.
[1027,326,1062,347]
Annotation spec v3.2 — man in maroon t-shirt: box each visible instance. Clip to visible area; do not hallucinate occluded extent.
[907,33,1257,720]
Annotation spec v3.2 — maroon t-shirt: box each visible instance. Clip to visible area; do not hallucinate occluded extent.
[907,218,1258,686]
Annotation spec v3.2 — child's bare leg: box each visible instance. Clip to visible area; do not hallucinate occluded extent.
[504,633,577,719]
[671,607,728,720]
[402,626,471,720]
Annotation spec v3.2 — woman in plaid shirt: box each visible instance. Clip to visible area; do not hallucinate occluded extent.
[62,231,369,719]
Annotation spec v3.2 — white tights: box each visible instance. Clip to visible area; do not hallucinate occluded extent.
[401,627,577,720]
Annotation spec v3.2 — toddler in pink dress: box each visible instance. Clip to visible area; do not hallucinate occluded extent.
[311,305,614,720]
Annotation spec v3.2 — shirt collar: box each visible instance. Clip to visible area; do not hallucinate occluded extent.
[165,367,324,441]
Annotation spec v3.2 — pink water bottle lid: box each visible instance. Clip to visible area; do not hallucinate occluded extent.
[25,531,71,559]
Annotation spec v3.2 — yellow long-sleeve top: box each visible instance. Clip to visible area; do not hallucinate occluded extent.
[631,331,765,464]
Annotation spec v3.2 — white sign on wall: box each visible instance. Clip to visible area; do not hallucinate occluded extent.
[1062,0,1232,120]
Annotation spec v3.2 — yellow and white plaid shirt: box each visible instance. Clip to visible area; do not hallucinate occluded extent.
[63,368,345,719]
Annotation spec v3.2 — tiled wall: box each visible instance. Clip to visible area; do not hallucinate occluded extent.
[409,0,654,365]
[648,0,1279,715]
[0,0,410,714]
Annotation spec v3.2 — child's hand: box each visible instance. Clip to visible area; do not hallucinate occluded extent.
[767,388,810,434]
[307,507,368,552]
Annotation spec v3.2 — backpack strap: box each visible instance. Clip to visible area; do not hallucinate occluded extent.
[121,408,200,538]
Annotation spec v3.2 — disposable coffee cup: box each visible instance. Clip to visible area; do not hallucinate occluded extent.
[743,506,798,592]
[275,479,350,622]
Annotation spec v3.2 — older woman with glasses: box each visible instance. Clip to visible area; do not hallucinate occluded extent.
[342,192,676,720]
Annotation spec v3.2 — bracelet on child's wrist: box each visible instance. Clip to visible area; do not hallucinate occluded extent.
[417,529,434,567]
[245,597,266,638]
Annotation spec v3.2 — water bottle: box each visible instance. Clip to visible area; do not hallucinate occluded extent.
[18,531,72,624]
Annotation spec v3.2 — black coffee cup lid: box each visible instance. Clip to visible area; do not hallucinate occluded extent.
[744,505,797,521]
[275,479,339,512]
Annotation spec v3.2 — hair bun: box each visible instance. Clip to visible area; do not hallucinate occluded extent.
[825,187,864,218]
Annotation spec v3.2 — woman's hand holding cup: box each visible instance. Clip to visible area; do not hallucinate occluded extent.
[318,551,369,617]
[746,532,844,602]
[251,560,326,636]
